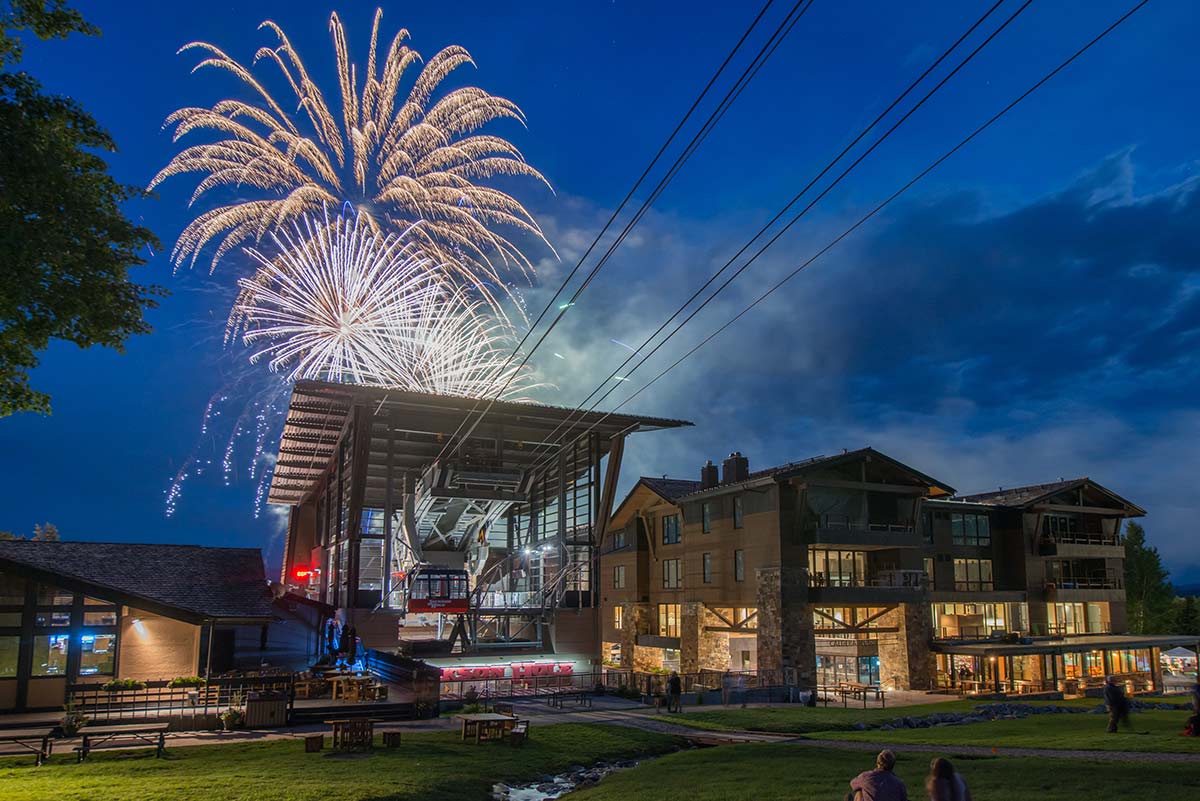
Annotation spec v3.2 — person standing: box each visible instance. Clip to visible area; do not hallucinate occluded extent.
[325,618,340,659]
[1104,675,1131,733]
[337,622,352,667]
[925,758,971,801]
[667,671,683,713]
[847,750,908,801]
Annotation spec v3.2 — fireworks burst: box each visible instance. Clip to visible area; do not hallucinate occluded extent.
[234,209,542,399]
[150,7,552,313]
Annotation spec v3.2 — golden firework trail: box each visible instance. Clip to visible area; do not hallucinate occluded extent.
[151,7,552,315]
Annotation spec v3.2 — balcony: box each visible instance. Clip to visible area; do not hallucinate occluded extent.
[809,569,928,603]
[809,516,922,549]
[1037,532,1123,558]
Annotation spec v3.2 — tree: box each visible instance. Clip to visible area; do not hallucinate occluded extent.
[0,1,162,415]
[1123,521,1175,634]
[0,521,61,540]
[1173,596,1200,637]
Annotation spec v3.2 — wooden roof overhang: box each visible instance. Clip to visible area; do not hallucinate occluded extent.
[268,380,692,506]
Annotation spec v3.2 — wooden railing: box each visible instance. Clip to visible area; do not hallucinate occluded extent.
[66,675,293,723]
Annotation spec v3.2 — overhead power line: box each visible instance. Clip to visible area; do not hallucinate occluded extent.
[435,0,817,463]
[537,0,1150,466]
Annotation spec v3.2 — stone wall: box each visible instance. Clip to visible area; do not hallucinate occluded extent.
[679,603,732,673]
[618,603,651,669]
[876,603,935,690]
[756,566,816,688]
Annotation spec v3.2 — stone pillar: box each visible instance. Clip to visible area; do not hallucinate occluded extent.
[700,607,732,672]
[680,602,702,674]
[877,603,935,690]
[756,566,816,689]
[618,603,650,670]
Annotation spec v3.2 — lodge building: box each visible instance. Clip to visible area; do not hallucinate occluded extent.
[599,448,1195,695]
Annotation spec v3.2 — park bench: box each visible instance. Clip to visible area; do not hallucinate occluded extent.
[0,728,54,766]
[73,722,169,762]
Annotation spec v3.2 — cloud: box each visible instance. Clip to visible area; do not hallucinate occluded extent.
[517,152,1200,580]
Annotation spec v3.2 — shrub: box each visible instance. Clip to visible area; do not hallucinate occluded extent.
[168,676,206,688]
[61,702,88,736]
[101,678,146,692]
[220,706,244,730]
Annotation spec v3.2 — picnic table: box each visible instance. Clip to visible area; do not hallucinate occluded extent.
[75,722,170,762]
[0,728,54,766]
[325,718,380,752]
[330,674,373,701]
[456,712,517,744]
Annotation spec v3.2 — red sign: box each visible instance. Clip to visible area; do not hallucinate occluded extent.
[440,661,575,681]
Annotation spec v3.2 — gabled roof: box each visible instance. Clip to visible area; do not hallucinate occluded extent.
[640,476,702,502]
[679,447,955,500]
[0,541,276,623]
[958,477,1145,515]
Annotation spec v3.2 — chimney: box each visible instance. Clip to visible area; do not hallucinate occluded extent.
[700,460,719,489]
[721,451,750,484]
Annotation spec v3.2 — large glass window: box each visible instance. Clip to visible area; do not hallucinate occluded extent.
[809,549,868,587]
[359,507,386,537]
[662,514,681,545]
[36,585,73,607]
[32,634,69,676]
[0,635,18,678]
[816,655,880,687]
[951,513,991,546]
[79,632,116,676]
[662,559,681,589]
[658,603,681,637]
[357,539,383,592]
[931,602,1009,638]
[953,558,994,591]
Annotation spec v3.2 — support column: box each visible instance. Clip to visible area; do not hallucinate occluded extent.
[877,603,935,690]
[755,566,815,689]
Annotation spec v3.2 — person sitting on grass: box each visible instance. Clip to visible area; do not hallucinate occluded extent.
[1104,675,1131,733]
[847,749,908,801]
[925,758,971,801]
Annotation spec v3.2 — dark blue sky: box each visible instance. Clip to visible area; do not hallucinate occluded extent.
[3,1,1199,582]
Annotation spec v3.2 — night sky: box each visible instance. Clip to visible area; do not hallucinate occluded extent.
[2,1,1198,583]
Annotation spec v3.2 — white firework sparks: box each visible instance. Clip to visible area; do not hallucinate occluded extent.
[234,210,542,399]
[150,6,552,315]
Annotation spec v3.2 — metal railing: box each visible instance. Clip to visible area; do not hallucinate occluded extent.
[66,674,294,723]
[810,570,928,590]
[1041,532,1121,547]
[818,515,915,532]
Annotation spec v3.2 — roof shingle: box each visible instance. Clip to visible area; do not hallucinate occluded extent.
[0,541,275,621]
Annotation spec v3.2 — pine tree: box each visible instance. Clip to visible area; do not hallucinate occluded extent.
[1173,596,1200,636]
[1123,522,1174,633]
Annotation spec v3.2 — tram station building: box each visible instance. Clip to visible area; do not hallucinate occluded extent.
[599,448,1197,695]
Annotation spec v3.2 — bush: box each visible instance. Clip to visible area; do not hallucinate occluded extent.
[61,702,88,736]
[168,676,206,688]
[220,706,244,730]
[101,678,146,692]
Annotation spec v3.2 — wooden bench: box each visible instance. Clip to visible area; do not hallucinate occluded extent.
[493,702,515,717]
[507,720,529,747]
[74,723,169,762]
[292,732,325,752]
[0,728,54,766]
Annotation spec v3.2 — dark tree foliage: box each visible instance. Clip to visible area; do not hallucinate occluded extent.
[1122,521,1175,634]
[0,1,162,415]
[1172,595,1200,637]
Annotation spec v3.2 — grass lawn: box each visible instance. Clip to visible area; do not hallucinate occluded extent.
[821,709,1200,753]
[570,743,1200,801]
[667,699,980,733]
[0,724,682,801]
[665,695,1192,734]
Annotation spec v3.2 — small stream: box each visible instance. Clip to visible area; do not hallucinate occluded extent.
[492,757,650,801]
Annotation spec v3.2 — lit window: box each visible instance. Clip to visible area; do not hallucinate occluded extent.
[734,550,745,582]
[32,634,69,676]
[953,558,994,591]
[658,603,681,637]
[613,606,624,630]
[79,633,116,676]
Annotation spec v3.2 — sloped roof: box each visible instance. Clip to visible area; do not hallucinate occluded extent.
[679,447,955,499]
[958,477,1145,514]
[640,476,702,502]
[0,541,276,622]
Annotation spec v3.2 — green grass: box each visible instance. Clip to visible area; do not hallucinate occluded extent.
[666,699,980,733]
[820,709,1200,753]
[0,724,682,801]
[570,743,1200,801]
